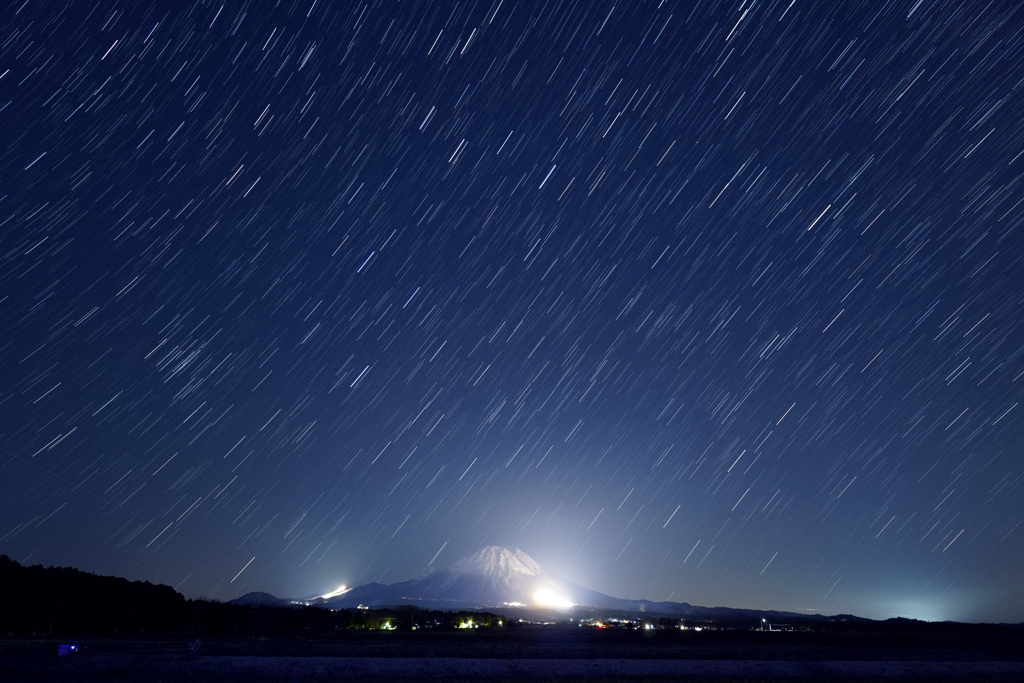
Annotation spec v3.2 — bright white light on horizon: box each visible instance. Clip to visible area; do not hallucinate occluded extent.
[533,590,573,609]
[316,585,349,600]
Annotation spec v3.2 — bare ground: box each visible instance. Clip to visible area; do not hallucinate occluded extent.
[3,627,1022,681]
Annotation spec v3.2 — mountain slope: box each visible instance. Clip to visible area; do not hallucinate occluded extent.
[318,546,851,621]
[323,546,667,611]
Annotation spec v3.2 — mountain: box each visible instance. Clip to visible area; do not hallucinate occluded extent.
[321,546,575,609]
[321,546,674,612]
[317,546,849,622]
[231,591,293,607]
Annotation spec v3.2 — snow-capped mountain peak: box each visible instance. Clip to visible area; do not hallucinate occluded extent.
[323,545,634,610]
[424,546,552,599]
[447,546,542,580]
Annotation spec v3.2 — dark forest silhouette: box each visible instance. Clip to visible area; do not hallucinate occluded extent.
[0,555,503,637]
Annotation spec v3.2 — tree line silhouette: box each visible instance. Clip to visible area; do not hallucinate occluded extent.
[0,555,505,636]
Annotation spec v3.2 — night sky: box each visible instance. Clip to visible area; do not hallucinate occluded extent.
[2,0,1023,624]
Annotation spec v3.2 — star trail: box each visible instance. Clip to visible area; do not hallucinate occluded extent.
[2,1,1023,623]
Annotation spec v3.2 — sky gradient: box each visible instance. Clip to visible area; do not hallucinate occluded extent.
[2,1,1023,623]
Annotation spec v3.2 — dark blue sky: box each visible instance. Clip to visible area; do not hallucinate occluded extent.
[2,0,1022,623]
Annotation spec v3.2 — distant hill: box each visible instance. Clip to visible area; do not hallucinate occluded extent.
[231,591,292,607]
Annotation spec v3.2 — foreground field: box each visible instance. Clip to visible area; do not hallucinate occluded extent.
[3,627,1022,681]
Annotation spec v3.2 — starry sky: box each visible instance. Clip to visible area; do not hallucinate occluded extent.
[2,0,1023,624]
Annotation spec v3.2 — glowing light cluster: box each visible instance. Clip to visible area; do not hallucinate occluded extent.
[315,585,349,600]
[533,590,573,609]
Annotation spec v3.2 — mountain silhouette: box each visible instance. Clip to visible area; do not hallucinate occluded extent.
[319,546,676,611]
[231,591,292,607]
[316,546,856,623]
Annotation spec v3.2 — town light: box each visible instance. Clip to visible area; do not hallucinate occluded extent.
[533,590,574,608]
